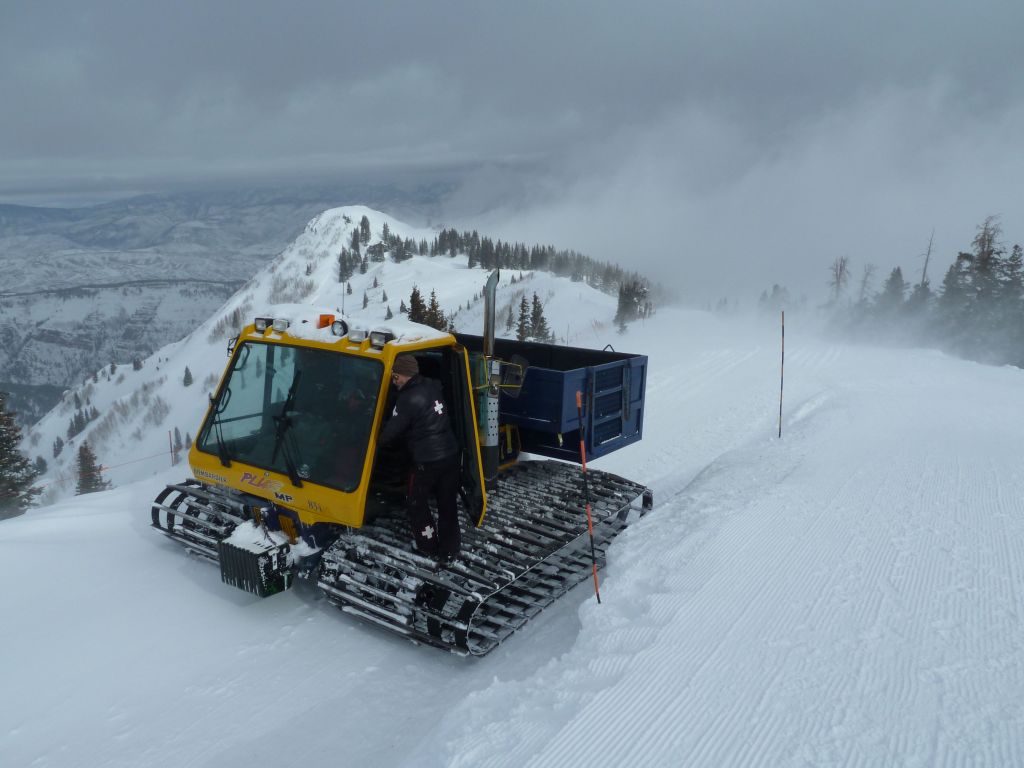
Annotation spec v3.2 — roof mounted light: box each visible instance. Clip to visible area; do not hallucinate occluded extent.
[369,330,395,348]
[318,314,335,329]
[331,319,349,337]
[272,318,290,332]
[348,327,368,343]
[254,317,273,332]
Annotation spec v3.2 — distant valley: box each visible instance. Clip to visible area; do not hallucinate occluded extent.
[0,181,456,422]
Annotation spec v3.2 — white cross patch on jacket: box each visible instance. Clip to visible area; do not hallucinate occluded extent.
[433,400,444,415]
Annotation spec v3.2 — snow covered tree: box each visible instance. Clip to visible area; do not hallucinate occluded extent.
[183,367,193,387]
[132,358,143,371]
[75,442,109,495]
[362,291,369,309]
[52,436,64,459]
[505,303,514,332]
[359,215,371,244]
[385,305,394,320]
[400,298,408,314]
[346,282,353,295]
[34,456,47,474]
[0,391,42,515]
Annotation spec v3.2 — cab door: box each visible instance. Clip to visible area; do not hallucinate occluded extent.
[447,345,487,526]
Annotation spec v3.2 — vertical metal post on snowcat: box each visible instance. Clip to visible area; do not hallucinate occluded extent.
[481,270,501,491]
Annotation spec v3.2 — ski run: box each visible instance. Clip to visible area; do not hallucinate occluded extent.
[4,212,1024,767]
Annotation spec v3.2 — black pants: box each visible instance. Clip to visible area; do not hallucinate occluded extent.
[407,454,461,557]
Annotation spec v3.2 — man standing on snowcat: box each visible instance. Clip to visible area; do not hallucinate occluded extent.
[378,354,462,563]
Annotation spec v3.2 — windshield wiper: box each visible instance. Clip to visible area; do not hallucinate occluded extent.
[272,369,304,487]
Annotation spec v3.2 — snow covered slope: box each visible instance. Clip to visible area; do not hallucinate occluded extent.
[26,205,616,503]
[5,303,1024,767]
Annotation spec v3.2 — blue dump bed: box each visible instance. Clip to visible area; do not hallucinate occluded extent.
[455,334,647,463]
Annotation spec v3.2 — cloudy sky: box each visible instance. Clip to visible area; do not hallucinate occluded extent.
[3,0,1023,300]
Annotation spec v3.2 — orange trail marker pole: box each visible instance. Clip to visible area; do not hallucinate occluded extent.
[575,390,602,604]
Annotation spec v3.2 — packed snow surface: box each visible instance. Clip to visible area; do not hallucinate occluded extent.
[5,305,1024,767]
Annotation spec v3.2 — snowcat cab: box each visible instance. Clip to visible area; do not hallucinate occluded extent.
[152,276,652,655]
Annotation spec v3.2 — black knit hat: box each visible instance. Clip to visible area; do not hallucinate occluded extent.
[392,355,419,376]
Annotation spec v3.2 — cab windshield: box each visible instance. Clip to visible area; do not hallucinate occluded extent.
[198,341,383,492]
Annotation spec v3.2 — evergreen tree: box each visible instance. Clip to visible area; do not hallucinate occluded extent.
[350,228,361,253]
[530,293,552,342]
[505,303,514,332]
[516,296,531,341]
[34,456,47,474]
[185,432,193,450]
[382,289,388,302]
[360,215,371,244]
[0,391,41,515]
[385,305,394,320]
[936,253,974,350]
[132,358,143,371]
[52,436,64,459]
[173,427,183,453]
[346,282,353,295]
[75,442,109,495]
[425,290,446,330]
[875,267,907,315]
[359,255,368,274]
[400,298,408,314]
[362,291,369,309]
[408,286,428,324]
[183,366,193,387]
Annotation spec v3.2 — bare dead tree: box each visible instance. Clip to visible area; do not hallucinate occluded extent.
[920,229,935,286]
[829,255,850,303]
[858,263,876,304]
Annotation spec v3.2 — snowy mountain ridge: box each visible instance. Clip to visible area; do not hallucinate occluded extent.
[26,205,620,503]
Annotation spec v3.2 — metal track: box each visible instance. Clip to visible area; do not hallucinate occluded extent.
[317,461,649,656]
[151,462,650,656]
[151,479,249,562]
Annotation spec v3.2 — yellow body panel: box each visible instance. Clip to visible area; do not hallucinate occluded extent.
[188,320,487,530]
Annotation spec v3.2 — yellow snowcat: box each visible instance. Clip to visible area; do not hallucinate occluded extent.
[152,273,651,655]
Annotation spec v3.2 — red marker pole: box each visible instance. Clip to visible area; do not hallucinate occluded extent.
[575,390,602,604]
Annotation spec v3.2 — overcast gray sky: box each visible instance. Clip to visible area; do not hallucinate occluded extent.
[3,0,1023,300]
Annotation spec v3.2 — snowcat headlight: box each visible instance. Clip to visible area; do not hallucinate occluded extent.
[348,327,368,343]
[369,330,395,348]
[254,317,273,332]
[331,319,349,337]
[318,314,335,329]
[272,318,291,332]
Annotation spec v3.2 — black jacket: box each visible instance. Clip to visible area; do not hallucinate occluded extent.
[379,375,459,463]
